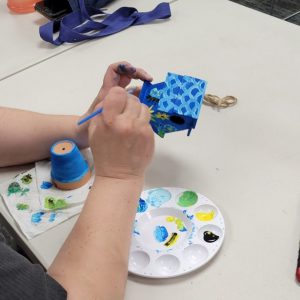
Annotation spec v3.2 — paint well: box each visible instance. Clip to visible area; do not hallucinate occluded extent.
[177,191,198,207]
[166,216,187,232]
[203,231,219,243]
[147,188,171,208]
[195,211,215,221]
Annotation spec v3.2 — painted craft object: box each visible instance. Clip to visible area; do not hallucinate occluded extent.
[130,187,225,278]
[139,73,207,137]
[50,140,91,190]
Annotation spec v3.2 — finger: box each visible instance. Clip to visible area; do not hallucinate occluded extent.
[117,63,136,76]
[139,104,152,123]
[132,86,142,97]
[115,62,153,82]
[102,61,130,90]
[126,86,143,98]
[128,67,153,82]
[102,87,127,125]
[102,62,152,95]
[122,95,142,119]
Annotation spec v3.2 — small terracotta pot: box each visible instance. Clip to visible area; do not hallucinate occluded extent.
[50,140,91,190]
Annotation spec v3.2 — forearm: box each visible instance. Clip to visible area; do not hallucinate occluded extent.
[0,107,86,167]
[48,175,144,300]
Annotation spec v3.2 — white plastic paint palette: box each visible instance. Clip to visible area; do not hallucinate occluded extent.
[129,187,225,278]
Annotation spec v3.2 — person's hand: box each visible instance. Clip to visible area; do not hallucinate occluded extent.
[88,87,154,180]
[89,61,152,115]
[75,62,152,147]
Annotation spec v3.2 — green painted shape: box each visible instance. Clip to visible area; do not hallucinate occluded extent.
[55,199,68,209]
[16,203,29,210]
[44,196,68,210]
[175,218,185,230]
[21,174,32,185]
[177,191,198,207]
[44,196,56,209]
[7,182,22,196]
[157,129,165,138]
[20,187,30,196]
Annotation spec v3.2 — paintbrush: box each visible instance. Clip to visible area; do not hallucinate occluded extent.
[78,83,138,126]
[77,107,103,125]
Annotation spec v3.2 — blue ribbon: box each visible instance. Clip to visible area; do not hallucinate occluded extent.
[39,1,171,45]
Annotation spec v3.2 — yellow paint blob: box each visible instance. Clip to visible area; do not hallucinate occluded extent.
[195,210,215,221]
[166,216,175,222]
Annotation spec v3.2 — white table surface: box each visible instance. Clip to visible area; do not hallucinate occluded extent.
[0,0,164,81]
[0,0,300,299]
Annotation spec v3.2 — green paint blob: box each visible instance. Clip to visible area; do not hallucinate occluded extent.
[20,187,30,196]
[7,182,22,196]
[44,196,68,210]
[55,199,68,209]
[44,196,56,209]
[16,203,29,210]
[177,191,198,207]
[21,174,32,185]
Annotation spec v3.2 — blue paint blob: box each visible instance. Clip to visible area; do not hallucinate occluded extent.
[179,227,187,232]
[154,226,169,242]
[183,210,194,220]
[49,212,56,222]
[40,181,53,189]
[147,188,171,208]
[137,199,148,213]
[31,211,45,224]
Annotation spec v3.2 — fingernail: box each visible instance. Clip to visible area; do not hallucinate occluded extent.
[117,64,136,75]
[117,64,127,74]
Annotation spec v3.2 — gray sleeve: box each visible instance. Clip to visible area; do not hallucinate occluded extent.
[0,239,67,300]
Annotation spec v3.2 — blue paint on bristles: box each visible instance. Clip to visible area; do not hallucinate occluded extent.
[77,107,103,125]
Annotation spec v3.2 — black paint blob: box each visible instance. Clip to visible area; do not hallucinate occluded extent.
[203,231,219,243]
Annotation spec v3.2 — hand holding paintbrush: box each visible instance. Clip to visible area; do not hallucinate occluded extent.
[76,62,152,133]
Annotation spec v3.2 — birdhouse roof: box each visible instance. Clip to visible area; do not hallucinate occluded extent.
[157,73,207,119]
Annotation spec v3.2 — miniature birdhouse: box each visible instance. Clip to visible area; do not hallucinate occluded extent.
[139,72,207,137]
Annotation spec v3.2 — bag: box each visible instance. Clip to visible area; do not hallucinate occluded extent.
[39,0,171,45]
[35,0,113,20]
[67,0,113,11]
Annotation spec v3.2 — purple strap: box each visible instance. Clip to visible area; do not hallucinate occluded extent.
[39,1,171,45]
